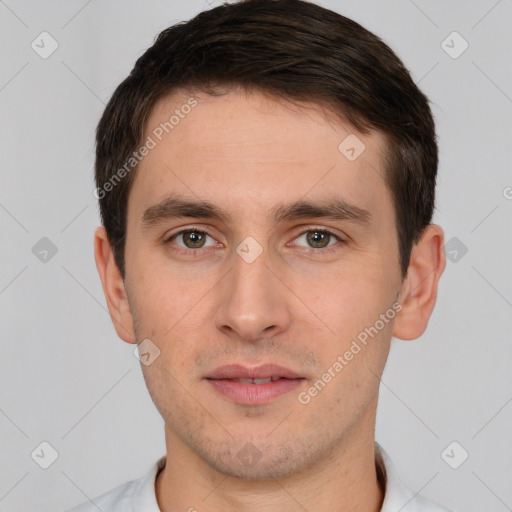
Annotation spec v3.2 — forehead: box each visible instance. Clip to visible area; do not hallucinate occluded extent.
[128,88,392,224]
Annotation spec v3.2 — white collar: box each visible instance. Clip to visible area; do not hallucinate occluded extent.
[376,443,451,511]
[131,444,450,511]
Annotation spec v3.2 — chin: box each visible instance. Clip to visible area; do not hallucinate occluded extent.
[197,438,321,481]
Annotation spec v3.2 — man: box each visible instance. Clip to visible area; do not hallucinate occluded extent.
[69,0,449,510]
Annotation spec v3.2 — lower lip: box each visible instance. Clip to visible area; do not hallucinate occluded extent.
[206,378,305,405]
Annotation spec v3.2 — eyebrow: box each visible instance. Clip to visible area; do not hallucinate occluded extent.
[141,194,371,229]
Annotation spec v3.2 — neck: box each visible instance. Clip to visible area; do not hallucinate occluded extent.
[155,423,384,512]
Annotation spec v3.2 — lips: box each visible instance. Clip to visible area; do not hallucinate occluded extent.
[204,364,305,405]
[229,376,282,384]
[205,363,303,381]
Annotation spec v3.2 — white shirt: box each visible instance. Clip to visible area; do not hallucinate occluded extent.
[66,444,452,512]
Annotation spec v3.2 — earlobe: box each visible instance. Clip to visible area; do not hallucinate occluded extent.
[392,224,446,341]
[94,226,137,344]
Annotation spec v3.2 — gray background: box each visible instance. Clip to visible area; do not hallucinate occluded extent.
[0,1,511,511]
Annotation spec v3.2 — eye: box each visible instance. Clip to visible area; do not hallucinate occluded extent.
[169,229,217,250]
[294,229,340,249]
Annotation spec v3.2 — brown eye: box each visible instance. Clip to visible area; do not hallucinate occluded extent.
[170,230,216,250]
[305,231,331,248]
[182,231,206,248]
[292,228,342,252]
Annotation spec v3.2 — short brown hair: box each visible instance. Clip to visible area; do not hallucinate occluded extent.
[95,0,438,279]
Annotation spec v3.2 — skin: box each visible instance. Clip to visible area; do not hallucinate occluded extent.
[95,88,445,512]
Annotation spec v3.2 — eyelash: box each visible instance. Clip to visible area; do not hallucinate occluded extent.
[165,225,344,257]
[289,227,342,255]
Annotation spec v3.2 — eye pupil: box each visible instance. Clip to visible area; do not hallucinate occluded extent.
[306,231,329,248]
[184,231,206,248]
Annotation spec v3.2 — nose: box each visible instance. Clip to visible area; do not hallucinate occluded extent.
[213,247,292,342]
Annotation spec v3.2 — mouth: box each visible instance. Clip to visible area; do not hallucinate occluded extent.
[205,363,303,380]
[204,364,306,405]
[220,376,287,384]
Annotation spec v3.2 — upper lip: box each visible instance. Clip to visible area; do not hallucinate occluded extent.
[205,364,303,380]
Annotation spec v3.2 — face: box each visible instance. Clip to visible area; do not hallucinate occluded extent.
[122,89,405,479]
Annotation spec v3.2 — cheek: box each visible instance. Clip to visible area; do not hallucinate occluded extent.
[140,357,200,435]
[318,317,392,413]
[296,263,396,341]
[128,267,214,374]
[127,255,204,333]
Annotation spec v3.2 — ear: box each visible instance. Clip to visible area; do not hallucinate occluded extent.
[94,226,136,344]
[393,224,446,340]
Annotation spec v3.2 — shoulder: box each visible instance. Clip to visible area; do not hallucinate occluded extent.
[376,444,454,512]
[404,492,454,512]
[65,478,141,512]
[64,456,166,512]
